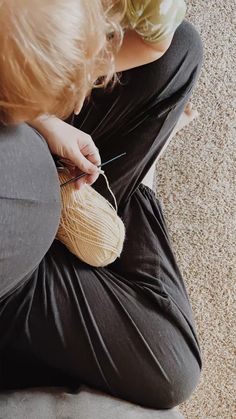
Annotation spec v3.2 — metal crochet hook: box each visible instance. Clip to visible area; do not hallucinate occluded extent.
[60,152,127,188]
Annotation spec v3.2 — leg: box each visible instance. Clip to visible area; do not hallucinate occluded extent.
[0,191,202,409]
[74,21,203,212]
[0,21,203,409]
[142,103,199,189]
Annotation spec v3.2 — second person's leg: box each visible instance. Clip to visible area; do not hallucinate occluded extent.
[74,20,203,211]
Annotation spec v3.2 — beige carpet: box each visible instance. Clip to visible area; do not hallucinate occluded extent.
[154,1,236,418]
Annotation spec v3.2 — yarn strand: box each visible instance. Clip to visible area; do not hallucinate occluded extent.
[98,169,118,212]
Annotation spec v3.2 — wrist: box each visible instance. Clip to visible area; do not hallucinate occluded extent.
[29,115,62,138]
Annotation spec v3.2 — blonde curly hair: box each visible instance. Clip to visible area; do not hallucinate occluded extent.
[0,0,127,124]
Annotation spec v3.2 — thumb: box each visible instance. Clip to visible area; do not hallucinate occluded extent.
[73,150,99,175]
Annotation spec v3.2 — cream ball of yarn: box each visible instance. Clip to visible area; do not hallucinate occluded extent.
[56,170,126,267]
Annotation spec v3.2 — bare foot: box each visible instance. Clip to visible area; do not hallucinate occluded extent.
[174,102,199,134]
[158,102,199,159]
[142,102,199,189]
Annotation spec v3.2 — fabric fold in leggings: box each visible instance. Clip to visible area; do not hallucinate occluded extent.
[0,20,203,409]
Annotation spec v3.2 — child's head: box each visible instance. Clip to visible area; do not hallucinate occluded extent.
[0,0,126,124]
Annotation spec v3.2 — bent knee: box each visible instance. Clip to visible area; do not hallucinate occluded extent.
[136,362,201,410]
[118,351,202,410]
[159,359,202,409]
[178,20,204,67]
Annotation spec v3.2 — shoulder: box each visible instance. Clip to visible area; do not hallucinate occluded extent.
[125,0,187,43]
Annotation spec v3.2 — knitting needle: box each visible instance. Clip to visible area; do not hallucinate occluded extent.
[60,152,127,188]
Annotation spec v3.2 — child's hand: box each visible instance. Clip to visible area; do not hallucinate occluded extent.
[30,116,101,190]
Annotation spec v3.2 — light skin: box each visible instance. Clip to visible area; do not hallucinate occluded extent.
[30,30,197,190]
[114,29,174,71]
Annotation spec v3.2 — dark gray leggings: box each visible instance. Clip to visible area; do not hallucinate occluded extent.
[0,21,203,409]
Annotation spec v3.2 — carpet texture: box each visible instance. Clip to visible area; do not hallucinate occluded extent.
[155,1,235,418]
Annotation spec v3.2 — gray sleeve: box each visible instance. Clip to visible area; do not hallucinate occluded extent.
[0,123,61,301]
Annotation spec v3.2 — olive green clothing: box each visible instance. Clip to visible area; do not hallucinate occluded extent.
[124,0,186,43]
